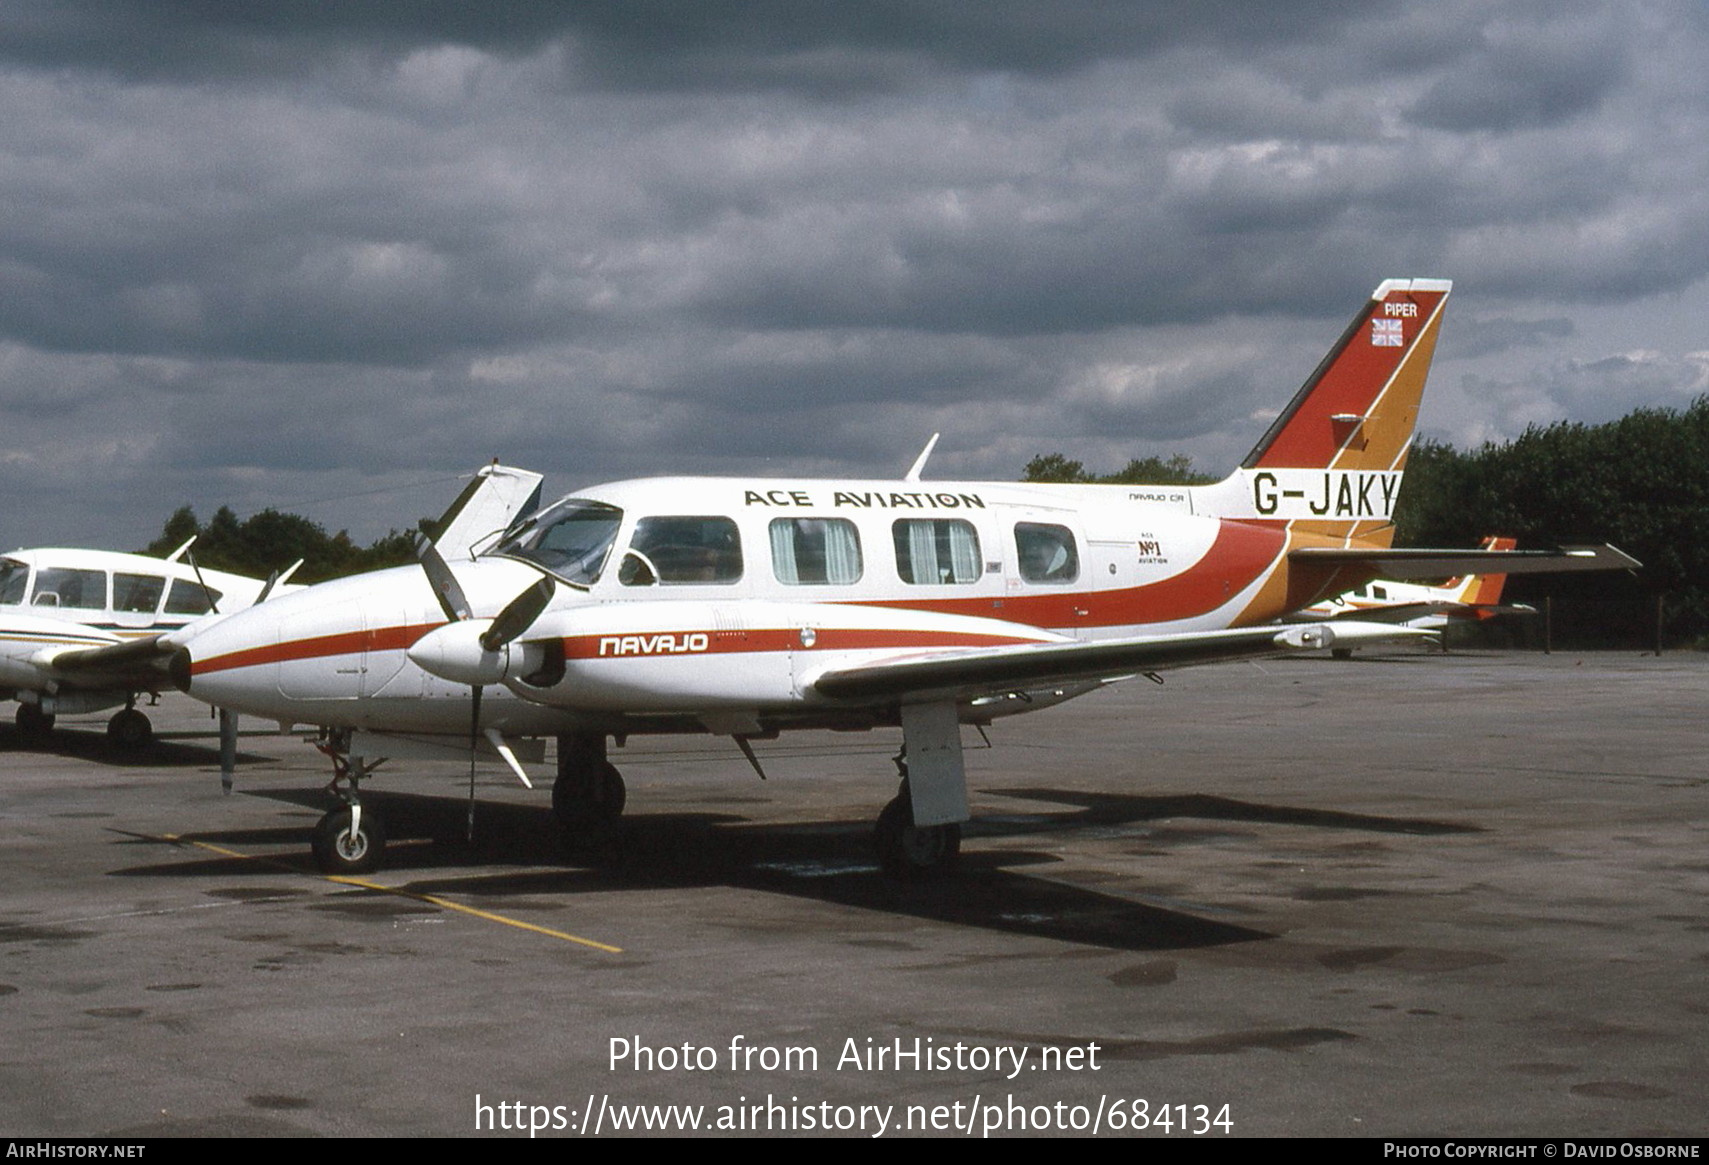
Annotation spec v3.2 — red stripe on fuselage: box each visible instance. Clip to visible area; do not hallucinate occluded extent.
[560,627,1040,659]
[192,622,445,676]
[864,518,1288,628]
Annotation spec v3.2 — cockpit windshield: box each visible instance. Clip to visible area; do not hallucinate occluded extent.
[0,559,27,606]
[492,499,622,587]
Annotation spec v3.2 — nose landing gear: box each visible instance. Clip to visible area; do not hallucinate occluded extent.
[309,742,388,875]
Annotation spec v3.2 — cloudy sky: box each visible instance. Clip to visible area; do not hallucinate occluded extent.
[3,1,1706,550]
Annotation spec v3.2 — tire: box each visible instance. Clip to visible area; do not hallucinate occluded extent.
[15,703,55,741]
[552,761,626,830]
[107,708,153,748]
[311,806,386,875]
[874,795,960,880]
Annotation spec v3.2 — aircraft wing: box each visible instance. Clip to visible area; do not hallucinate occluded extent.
[29,633,181,690]
[809,621,1430,704]
[1288,544,1639,579]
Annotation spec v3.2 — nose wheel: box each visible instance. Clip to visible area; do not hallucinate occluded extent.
[311,804,386,875]
[309,744,388,874]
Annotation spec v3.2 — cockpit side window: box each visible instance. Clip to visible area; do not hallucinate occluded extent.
[620,516,743,586]
[32,567,107,610]
[493,500,623,588]
[1015,522,1079,584]
[114,573,166,614]
[164,579,222,616]
[0,560,27,605]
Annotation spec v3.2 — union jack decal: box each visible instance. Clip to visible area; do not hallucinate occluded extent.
[1371,318,1404,346]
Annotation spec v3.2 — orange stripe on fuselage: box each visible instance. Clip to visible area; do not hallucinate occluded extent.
[560,627,1040,659]
[192,622,445,675]
[866,518,1289,629]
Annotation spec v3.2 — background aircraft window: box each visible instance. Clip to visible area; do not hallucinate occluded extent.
[114,573,166,614]
[770,518,862,585]
[0,560,26,605]
[32,567,107,610]
[1015,522,1079,583]
[892,519,981,585]
[164,579,222,616]
[624,516,742,585]
[496,500,622,587]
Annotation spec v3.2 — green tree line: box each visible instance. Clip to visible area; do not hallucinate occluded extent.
[1028,397,1696,643]
[141,395,1695,642]
[141,505,431,585]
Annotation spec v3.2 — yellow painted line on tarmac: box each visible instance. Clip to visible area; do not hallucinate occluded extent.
[156,832,623,953]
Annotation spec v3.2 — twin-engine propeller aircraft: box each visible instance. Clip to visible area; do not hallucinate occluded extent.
[166,278,1635,878]
[1296,535,1542,656]
[0,542,297,745]
[0,463,543,748]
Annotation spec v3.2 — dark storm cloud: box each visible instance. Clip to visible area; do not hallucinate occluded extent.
[3,2,1368,91]
[1,0,1707,550]
[1450,315,1575,359]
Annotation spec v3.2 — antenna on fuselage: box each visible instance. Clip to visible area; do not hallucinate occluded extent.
[903,433,940,482]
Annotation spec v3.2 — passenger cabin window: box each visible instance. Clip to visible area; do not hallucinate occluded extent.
[892,519,981,585]
[32,567,106,610]
[114,573,166,614]
[164,579,222,616]
[0,560,26,605]
[1015,523,1079,584]
[1371,585,1388,600]
[770,518,862,585]
[620,516,742,586]
[494,499,622,587]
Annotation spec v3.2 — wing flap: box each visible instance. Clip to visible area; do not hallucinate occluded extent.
[810,621,1430,704]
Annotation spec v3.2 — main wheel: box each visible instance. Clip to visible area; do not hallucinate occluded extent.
[553,761,626,837]
[107,708,153,748]
[874,795,960,880]
[15,703,55,741]
[311,806,386,875]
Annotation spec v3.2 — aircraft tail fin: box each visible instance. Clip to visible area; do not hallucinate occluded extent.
[1448,536,1516,607]
[1193,278,1451,545]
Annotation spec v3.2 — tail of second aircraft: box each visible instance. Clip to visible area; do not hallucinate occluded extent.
[1441,535,1516,610]
[1192,277,1452,545]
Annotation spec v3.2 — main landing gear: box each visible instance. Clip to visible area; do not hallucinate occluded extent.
[107,706,152,748]
[873,758,961,881]
[553,732,626,846]
[14,702,55,742]
[309,743,387,875]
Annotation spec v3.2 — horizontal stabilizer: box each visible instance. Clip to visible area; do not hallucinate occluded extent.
[1289,544,1639,579]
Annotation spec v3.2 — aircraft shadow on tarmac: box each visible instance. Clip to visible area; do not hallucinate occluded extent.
[0,724,272,769]
[103,780,1477,953]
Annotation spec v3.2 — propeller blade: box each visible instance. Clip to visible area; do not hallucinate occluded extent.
[218,708,238,793]
[479,577,555,653]
[418,536,472,623]
[466,683,482,842]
